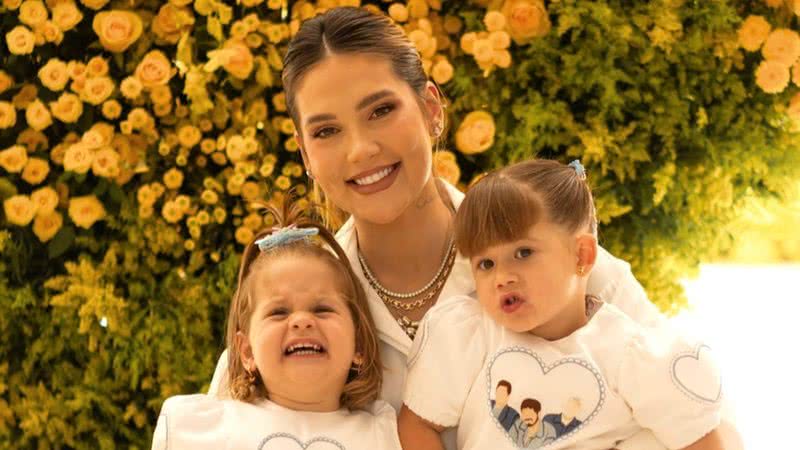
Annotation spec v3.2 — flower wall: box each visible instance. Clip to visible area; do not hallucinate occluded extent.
[1,0,799,447]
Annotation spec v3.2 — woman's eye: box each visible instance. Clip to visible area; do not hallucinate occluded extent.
[313,126,338,139]
[370,104,394,119]
[515,248,533,259]
[477,259,494,271]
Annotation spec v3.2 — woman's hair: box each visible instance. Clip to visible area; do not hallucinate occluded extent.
[225,198,382,410]
[454,159,597,257]
[282,6,447,229]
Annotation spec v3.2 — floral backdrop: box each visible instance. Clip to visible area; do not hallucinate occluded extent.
[1,0,799,447]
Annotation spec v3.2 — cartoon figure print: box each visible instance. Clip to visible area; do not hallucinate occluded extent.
[491,380,520,432]
[508,398,557,449]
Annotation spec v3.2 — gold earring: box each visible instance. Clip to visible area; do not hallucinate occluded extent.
[577,266,585,275]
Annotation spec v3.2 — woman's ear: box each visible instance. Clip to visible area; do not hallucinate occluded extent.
[575,234,598,276]
[423,81,444,135]
[236,330,256,372]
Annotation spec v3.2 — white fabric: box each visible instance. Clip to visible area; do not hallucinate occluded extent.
[403,295,722,450]
[151,395,400,450]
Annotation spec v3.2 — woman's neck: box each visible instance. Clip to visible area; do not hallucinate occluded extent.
[354,178,453,292]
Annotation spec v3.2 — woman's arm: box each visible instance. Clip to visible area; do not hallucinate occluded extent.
[681,428,725,450]
[398,404,445,450]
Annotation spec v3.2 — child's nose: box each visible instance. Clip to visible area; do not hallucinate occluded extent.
[289,312,315,330]
[495,268,518,289]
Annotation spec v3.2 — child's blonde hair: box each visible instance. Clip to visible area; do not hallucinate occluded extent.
[225,199,382,410]
[454,159,597,258]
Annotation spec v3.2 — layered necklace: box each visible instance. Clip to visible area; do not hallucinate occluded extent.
[358,236,457,340]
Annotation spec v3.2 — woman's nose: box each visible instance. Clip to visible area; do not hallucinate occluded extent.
[346,128,380,164]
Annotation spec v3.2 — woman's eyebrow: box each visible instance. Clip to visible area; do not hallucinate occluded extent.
[356,89,394,111]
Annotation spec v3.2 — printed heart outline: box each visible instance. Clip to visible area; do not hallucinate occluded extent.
[486,347,607,448]
[257,432,347,450]
[670,344,722,404]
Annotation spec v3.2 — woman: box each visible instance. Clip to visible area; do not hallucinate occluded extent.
[209,6,740,449]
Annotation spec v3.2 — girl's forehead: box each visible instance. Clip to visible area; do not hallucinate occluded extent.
[250,254,350,299]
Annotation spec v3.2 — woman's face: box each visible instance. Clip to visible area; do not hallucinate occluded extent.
[293,53,440,225]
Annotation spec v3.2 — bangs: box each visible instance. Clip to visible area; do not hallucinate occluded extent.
[454,174,542,257]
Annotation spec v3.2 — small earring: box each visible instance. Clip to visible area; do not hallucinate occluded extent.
[306,169,314,180]
[432,123,443,138]
[577,266,585,275]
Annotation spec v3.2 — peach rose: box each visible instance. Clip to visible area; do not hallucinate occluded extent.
[762,28,800,67]
[38,58,70,91]
[68,195,105,229]
[80,76,115,105]
[501,0,551,44]
[152,3,195,44]
[31,186,59,214]
[49,92,83,123]
[0,145,28,173]
[4,195,37,226]
[134,50,174,88]
[19,1,48,28]
[25,99,53,131]
[738,15,771,52]
[455,110,496,154]
[92,10,143,52]
[222,40,254,79]
[33,210,62,242]
[6,25,36,55]
[21,157,49,184]
[51,1,83,32]
[756,60,790,93]
[0,102,17,129]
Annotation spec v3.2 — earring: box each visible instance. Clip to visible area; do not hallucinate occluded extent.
[432,122,443,138]
[577,266,585,276]
[306,169,314,180]
[246,366,257,384]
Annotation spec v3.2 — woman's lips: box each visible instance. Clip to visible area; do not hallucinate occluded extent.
[346,162,400,195]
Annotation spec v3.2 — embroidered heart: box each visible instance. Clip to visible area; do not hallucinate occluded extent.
[671,344,722,403]
[486,347,606,449]
[258,432,347,450]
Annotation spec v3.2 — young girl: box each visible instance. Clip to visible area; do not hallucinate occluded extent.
[398,159,724,450]
[152,203,401,450]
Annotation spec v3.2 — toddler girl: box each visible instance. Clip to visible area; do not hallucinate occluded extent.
[152,204,401,450]
[398,159,724,450]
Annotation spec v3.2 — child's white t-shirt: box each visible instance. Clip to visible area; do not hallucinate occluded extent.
[403,295,722,450]
[151,395,401,450]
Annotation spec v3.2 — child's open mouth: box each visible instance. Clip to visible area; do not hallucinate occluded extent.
[283,342,327,357]
[500,294,524,314]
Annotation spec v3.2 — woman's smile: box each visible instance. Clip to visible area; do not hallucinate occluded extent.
[346,162,401,195]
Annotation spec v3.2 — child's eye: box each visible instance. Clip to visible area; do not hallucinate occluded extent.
[313,126,338,139]
[369,103,394,120]
[477,259,494,271]
[267,308,289,317]
[314,304,335,314]
[515,248,533,259]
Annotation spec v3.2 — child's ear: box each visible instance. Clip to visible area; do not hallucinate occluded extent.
[575,234,598,276]
[236,331,256,372]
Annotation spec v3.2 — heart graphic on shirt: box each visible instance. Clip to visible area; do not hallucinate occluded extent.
[671,344,722,403]
[486,347,606,449]
[258,433,347,450]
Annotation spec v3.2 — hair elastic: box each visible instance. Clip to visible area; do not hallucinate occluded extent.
[568,160,586,180]
[255,225,319,252]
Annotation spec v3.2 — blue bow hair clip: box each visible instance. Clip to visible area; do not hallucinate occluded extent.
[568,160,586,180]
[255,226,319,252]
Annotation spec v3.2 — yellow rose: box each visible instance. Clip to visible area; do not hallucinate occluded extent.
[51,1,83,32]
[101,100,122,120]
[0,145,28,173]
[153,4,195,44]
[67,61,86,80]
[134,50,175,88]
[765,0,783,7]
[33,210,62,242]
[493,50,512,68]
[161,200,184,224]
[756,59,790,93]
[223,40,254,79]
[149,85,172,105]
[407,0,428,19]
[235,226,254,245]
[86,122,114,146]
[26,99,52,131]
[0,71,13,94]
[49,92,83,123]
[86,56,109,77]
[431,59,454,84]
[177,124,201,148]
[68,195,105,229]
[738,15,771,52]
[36,20,63,44]
[200,189,219,205]
[241,181,261,201]
[0,102,16,129]
[12,84,38,109]
[388,3,408,22]
[489,30,511,50]
[4,195,37,226]
[501,0,551,44]
[163,168,184,189]
[762,28,800,67]
[472,38,494,64]
[274,175,291,190]
[19,1,48,28]
[119,76,143,99]
[484,11,507,32]
[92,146,120,178]
[79,0,110,10]
[6,25,36,55]
[38,58,70,92]
[92,10,143,53]
[31,186,58,214]
[80,76,115,105]
[460,31,477,54]
[21,157,49,184]
[433,150,461,185]
[455,111,496,155]
[62,143,94,173]
[3,0,22,9]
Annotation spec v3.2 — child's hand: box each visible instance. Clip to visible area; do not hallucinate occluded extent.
[397,404,445,450]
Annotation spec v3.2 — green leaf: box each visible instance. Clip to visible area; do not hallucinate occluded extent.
[47,226,75,259]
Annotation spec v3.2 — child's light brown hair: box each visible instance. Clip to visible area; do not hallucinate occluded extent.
[454,159,597,258]
[225,198,382,410]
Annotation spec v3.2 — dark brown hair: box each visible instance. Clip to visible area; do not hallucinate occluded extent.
[520,398,542,413]
[496,379,512,394]
[454,159,597,257]
[225,199,381,410]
